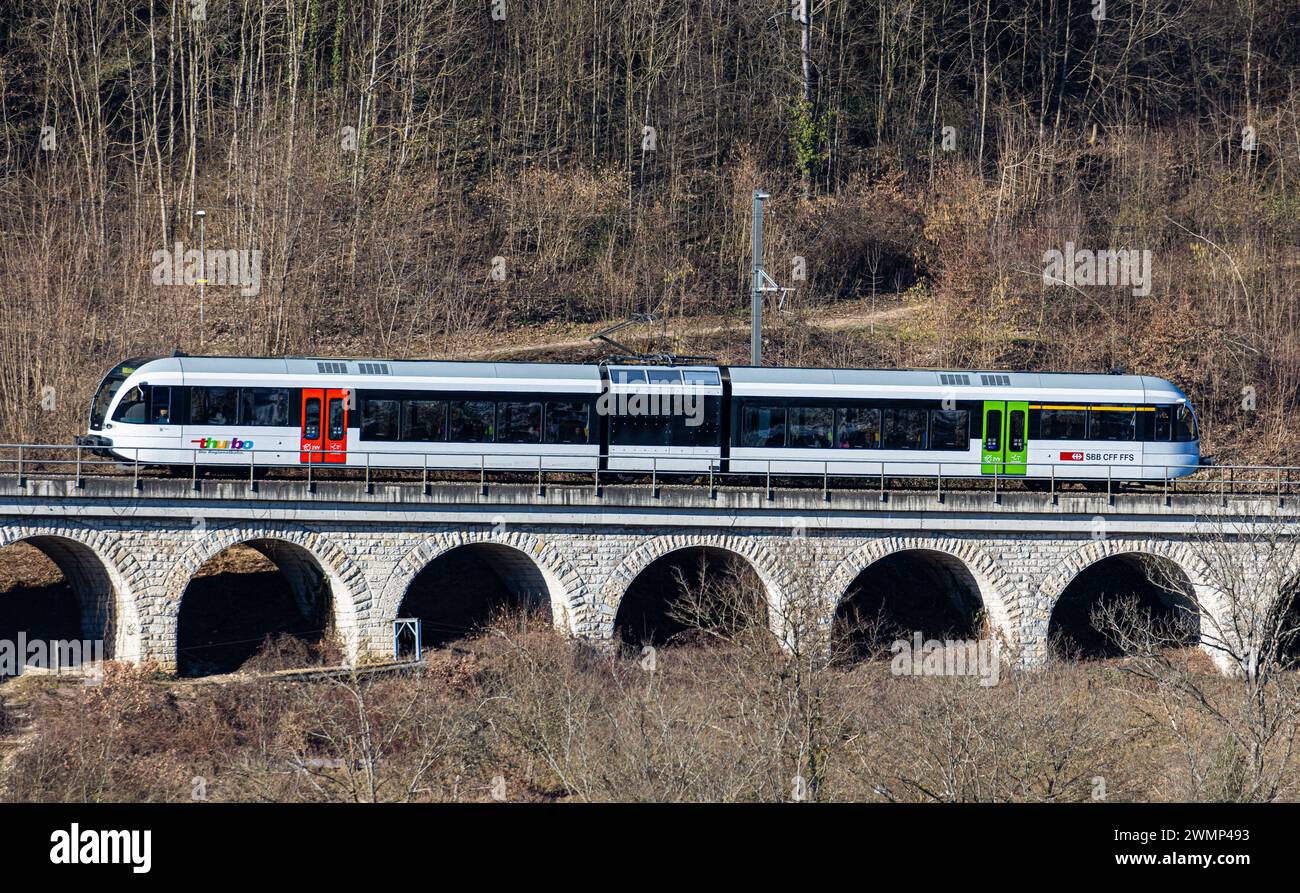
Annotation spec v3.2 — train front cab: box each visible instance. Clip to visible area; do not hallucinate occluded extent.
[1013,399,1200,482]
[80,357,167,460]
[1139,401,1201,480]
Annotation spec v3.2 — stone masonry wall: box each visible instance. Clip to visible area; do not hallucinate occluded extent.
[0,515,1275,673]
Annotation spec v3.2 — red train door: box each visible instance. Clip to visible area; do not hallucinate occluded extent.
[300,389,324,463]
[324,389,348,464]
[301,388,349,464]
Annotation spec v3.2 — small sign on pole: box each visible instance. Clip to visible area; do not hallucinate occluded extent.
[393,618,422,661]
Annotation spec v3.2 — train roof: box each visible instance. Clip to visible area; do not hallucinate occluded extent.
[127,356,1186,401]
[729,366,1147,389]
[169,356,600,380]
[135,356,602,391]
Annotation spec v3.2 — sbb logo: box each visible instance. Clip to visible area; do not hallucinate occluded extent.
[1060,451,1084,462]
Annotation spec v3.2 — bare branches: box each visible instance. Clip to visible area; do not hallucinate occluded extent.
[1093,517,1300,801]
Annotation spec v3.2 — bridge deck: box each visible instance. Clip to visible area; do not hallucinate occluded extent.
[0,475,1291,534]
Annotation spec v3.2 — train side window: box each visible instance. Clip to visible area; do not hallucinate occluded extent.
[361,398,400,440]
[741,406,786,447]
[788,407,833,448]
[931,409,970,451]
[190,387,240,426]
[1173,404,1197,442]
[404,400,447,441]
[1153,406,1171,441]
[682,370,720,386]
[449,401,495,442]
[836,407,879,448]
[240,388,291,426]
[303,398,321,440]
[1038,408,1085,440]
[149,386,173,424]
[1135,408,1154,441]
[112,386,149,423]
[328,397,346,440]
[1008,410,1025,452]
[1088,408,1135,441]
[497,402,543,443]
[984,409,1001,451]
[883,408,928,450]
[646,369,682,385]
[545,401,590,444]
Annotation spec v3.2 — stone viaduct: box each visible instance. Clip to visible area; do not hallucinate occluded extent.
[0,473,1295,674]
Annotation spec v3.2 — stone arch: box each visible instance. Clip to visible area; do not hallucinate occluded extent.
[162,526,370,668]
[1031,538,1213,665]
[824,536,1016,648]
[0,521,145,662]
[595,534,795,643]
[375,530,588,651]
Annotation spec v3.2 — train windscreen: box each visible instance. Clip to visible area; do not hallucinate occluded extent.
[89,358,152,430]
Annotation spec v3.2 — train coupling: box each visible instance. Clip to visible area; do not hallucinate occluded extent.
[75,434,115,459]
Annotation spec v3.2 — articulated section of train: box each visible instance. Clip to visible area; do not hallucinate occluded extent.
[78,355,1201,481]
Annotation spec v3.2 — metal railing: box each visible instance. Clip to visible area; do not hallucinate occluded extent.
[0,442,1293,506]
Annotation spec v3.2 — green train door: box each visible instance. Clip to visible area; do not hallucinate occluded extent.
[981,401,1028,475]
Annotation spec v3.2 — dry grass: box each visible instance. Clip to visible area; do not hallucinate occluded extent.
[0,614,1295,803]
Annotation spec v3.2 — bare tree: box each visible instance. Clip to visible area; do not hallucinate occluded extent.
[1095,518,1300,801]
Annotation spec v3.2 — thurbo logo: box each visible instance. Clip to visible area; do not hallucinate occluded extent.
[191,437,254,450]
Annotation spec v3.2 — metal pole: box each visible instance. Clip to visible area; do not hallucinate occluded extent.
[195,209,206,346]
[751,190,769,366]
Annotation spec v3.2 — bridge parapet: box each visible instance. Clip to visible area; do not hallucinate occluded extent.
[0,475,1293,531]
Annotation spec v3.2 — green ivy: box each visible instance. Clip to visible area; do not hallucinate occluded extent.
[790,98,833,182]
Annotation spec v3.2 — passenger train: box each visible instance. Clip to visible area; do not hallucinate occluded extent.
[78,355,1202,482]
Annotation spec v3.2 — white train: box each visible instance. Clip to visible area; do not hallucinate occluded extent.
[79,355,1202,482]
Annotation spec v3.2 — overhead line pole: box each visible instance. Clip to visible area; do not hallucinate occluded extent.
[751,190,769,366]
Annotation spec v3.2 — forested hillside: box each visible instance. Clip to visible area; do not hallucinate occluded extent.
[0,0,1297,461]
